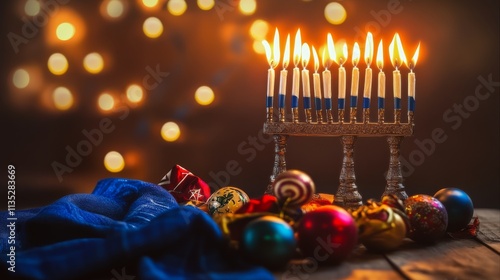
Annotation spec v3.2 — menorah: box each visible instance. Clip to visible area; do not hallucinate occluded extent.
[260,30,419,209]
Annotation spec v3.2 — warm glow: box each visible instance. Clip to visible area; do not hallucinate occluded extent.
[364,32,374,67]
[53,87,74,110]
[195,86,215,105]
[282,34,290,69]
[273,28,280,68]
[327,33,337,65]
[301,43,310,69]
[376,40,384,70]
[143,17,163,38]
[352,42,360,67]
[12,69,30,89]
[197,0,215,10]
[407,43,421,70]
[106,0,125,18]
[56,22,75,41]
[239,0,257,15]
[25,0,41,16]
[126,84,144,103]
[252,40,265,54]
[389,33,407,69]
[168,0,187,16]
[312,46,320,73]
[338,43,348,65]
[47,53,68,75]
[249,19,269,40]
[293,29,302,67]
[142,0,158,8]
[104,151,125,173]
[83,52,104,74]
[161,122,181,142]
[324,2,347,25]
[98,93,115,111]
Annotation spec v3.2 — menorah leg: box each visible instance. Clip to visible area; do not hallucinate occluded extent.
[335,135,362,209]
[383,136,408,200]
[265,134,288,194]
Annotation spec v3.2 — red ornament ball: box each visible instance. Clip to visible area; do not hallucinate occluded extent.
[405,194,448,243]
[297,205,358,264]
[273,170,315,207]
[434,188,474,232]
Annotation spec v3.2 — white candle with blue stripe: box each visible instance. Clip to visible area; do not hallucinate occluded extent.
[323,34,335,112]
[376,39,385,110]
[291,30,301,112]
[312,46,323,122]
[301,43,311,110]
[338,43,348,110]
[279,34,290,111]
[407,43,420,113]
[363,32,374,110]
[262,29,280,115]
[389,33,406,111]
[350,43,360,109]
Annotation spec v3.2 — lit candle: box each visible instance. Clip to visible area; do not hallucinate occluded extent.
[337,43,348,111]
[363,32,374,110]
[301,43,311,108]
[406,43,420,113]
[262,29,280,115]
[323,33,335,112]
[376,39,385,110]
[389,33,407,111]
[350,42,360,109]
[312,46,322,122]
[279,34,290,110]
[291,29,301,110]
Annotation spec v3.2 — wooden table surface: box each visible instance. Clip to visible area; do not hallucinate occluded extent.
[274,208,500,280]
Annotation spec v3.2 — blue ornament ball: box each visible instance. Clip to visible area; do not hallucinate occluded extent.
[241,216,296,268]
[434,188,474,232]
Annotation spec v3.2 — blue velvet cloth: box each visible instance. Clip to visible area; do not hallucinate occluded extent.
[0,178,274,280]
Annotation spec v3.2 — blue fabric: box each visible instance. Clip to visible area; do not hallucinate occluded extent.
[0,178,273,280]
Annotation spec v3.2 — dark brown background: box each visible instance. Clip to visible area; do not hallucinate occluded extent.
[1,0,498,209]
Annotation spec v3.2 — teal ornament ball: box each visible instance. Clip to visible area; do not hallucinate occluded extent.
[241,216,296,269]
[434,188,474,232]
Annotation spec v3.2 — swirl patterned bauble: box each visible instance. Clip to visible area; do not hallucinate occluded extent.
[272,170,315,207]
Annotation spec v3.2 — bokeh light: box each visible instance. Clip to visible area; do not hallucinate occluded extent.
[168,0,187,16]
[56,22,76,41]
[52,87,74,110]
[142,0,159,8]
[143,17,163,38]
[126,84,144,103]
[12,68,30,89]
[249,19,269,40]
[324,2,347,25]
[197,0,214,10]
[24,0,41,16]
[239,0,257,15]
[195,86,215,105]
[161,122,181,142]
[83,52,104,74]
[103,0,125,19]
[47,53,69,75]
[98,93,115,111]
[253,40,266,54]
[104,151,125,172]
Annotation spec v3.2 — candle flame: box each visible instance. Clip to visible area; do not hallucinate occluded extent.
[301,43,310,69]
[352,42,360,67]
[389,33,407,69]
[327,33,337,65]
[364,32,374,67]
[339,43,348,66]
[262,40,273,68]
[376,39,384,70]
[293,29,302,67]
[312,46,319,73]
[283,34,290,69]
[406,42,420,71]
[273,28,281,68]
